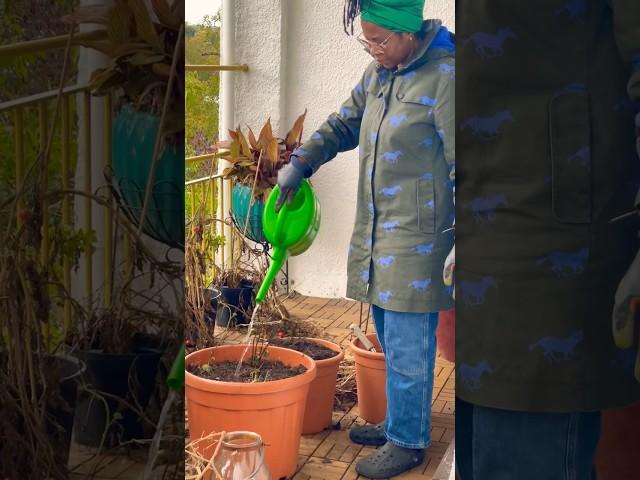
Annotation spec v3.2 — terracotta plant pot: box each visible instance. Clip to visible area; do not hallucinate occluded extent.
[350,333,386,424]
[185,345,317,480]
[596,402,640,479]
[300,338,344,434]
[436,309,455,363]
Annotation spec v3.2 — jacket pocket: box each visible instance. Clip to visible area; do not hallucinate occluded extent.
[548,92,592,224]
[417,177,436,233]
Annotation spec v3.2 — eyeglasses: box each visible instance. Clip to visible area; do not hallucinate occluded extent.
[356,31,395,54]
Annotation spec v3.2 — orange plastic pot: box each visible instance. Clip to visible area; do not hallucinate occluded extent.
[185,345,317,480]
[436,309,455,363]
[300,338,344,434]
[350,333,386,424]
[596,402,640,479]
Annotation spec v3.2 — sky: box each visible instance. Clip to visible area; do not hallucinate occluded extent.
[186,0,222,25]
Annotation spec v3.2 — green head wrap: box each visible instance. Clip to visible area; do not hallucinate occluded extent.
[360,0,425,33]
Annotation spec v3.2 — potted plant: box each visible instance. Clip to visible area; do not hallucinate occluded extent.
[350,332,387,424]
[217,111,307,244]
[270,336,344,434]
[185,326,317,480]
[213,268,256,328]
[64,0,185,249]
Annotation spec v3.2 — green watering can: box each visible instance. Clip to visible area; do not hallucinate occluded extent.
[255,179,321,304]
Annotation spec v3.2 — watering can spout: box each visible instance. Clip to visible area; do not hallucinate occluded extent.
[256,247,287,304]
[255,180,321,303]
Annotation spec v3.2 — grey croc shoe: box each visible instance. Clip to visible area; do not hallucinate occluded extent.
[349,422,387,446]
[355,443,425,479]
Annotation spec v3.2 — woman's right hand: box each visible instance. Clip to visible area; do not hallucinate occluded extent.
[276,155,307,211]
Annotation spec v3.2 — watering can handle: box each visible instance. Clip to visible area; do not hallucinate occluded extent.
[273,201,289,245]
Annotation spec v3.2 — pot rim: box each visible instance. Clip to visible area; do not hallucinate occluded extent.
[185,345,317,394]
[350,332,385,359]
[274,337,345,366]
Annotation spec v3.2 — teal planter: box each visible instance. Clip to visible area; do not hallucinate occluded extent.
[231,184,267,243]
[112,105,184,249]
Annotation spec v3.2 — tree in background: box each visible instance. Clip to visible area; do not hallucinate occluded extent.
[186,12,220,178]
[0,0,79,195]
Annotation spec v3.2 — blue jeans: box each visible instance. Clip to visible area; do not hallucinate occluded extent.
[456,398,601,480]
[372,305,439,449]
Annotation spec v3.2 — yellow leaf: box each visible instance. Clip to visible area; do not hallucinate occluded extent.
[247,127,259,149]
[285,109,307,151]
[151,0,181,29]
[236,130,252,158]
[258,118,273,149]
[128,0,163,53]
[107,1,130,45]
[267,138,279,164]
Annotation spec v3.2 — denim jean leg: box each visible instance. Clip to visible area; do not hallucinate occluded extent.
[467,403,601,480]
[382,309,438,449]
[371,305,386,352]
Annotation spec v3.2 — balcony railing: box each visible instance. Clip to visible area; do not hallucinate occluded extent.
[0,31,113,330]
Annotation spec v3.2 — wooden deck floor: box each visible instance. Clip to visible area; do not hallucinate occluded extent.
[280,294,456,480]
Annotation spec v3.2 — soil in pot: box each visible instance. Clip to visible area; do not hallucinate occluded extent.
[187,359,306,383]
[270,338,339,361]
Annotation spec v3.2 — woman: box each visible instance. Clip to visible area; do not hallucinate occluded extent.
[276,1,455,477]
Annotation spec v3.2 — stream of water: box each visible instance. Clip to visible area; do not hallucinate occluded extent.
[234,303,262,378]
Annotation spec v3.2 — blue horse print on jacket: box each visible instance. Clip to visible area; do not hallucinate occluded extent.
[419,96,438,107]
[409,278,432,291]
[378,290,393,304]
[383,221,400,233]
[390,114,409,127]
[568,146,590,168]
[380,185,402,198]
[466,194,507,222]
[383,150,403,163]
[419,137,434,148]
[537,248,588,277]
[529,331,583,362]
[464,28,516,59]
[459,361,493,391]
[415,244,434,256]
[439,63,455,77]
[461,111,514,139]
[378,255,396,268]
[459,277,497,306]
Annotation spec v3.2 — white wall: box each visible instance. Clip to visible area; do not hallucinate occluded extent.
[228,0,455,298]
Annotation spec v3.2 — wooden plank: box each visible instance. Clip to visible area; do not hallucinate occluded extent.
[297,456,351,480]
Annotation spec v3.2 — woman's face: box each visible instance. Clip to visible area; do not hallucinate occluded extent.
[359,20,414,70]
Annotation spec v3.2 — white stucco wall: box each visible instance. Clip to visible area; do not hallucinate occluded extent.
[226,0,455,298]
